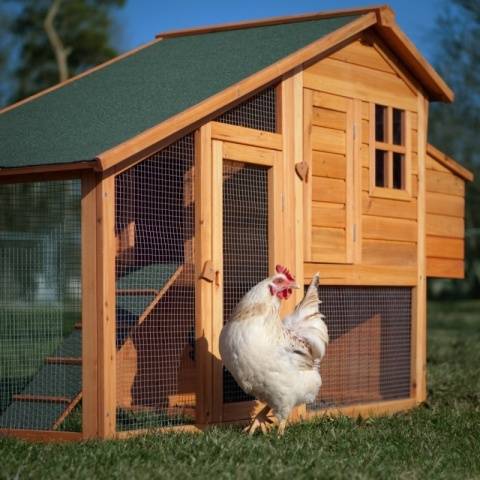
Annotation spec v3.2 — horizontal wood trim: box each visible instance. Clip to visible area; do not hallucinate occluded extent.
[0,429,82,442]
[304,263,417,285]
[210,122,282,151]
[312,106,346,130]
[311,227,347,263]
[114,424,203,438]
[426,257,464,279]
[312,151,346,179]
[311,90,351,112]
[312,125,346,154]
[12,394,71,403]
[362,239,417,266]
[312,176,345,203]
[426,236,464,260]
[98,13,378,172]
[363,215,417,242]
[0,162,96,178]
[427,144,474,182]
[330,37,396,74]
[362,193,417,220]
[426,192,464,218]
[375,141,406,154]
[306,397,417,420]
[312,202,346,228]
[426,170,465,197]
[370,186,413,202]
[426,214,464,238]
[304,57,418,111]
[222,141,276,166]
[45,357,82,366]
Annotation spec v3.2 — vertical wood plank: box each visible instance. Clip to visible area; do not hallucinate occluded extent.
[81,172,98,439]
[353,99,363,263]
[405,110,412,195]
[96,174,116,438]
[415,95,428,403]
[280,72,297,315]
[211,139,224,423]
[194,125,213,425]
[303,89,313,262]
[369,102,376,194]
[345,99,355,263]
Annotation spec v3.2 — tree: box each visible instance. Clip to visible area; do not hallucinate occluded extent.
[429,0,480,298]
[5,0,125,105]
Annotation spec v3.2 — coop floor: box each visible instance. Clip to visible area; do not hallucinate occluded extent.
[1,300,479,480]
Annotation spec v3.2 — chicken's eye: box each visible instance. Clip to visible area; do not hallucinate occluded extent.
[273,278,284,285]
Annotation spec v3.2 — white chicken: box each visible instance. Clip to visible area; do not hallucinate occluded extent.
[219,265,328,435]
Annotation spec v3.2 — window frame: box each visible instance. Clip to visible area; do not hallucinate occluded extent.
[369,103,412,201]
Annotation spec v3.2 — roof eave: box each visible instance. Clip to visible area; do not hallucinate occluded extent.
[373,7,454,102]
[427,144,474,182]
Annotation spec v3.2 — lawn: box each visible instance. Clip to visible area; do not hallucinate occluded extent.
[1,300,479,480]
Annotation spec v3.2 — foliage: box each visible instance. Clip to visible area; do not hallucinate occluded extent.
[429,0,480,298]
[0,301,479,479]
[1,0,125,106]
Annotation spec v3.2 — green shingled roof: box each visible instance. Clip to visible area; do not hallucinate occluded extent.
[0,15,359,169]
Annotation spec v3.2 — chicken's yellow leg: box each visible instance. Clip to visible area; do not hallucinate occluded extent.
[277,419,287,436]
[243,405,273,435]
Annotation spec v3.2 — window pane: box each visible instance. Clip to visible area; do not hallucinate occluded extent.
[375,150,387,187]
[393,153,404,189]
[375,105,387,142]
[393,109,404,145]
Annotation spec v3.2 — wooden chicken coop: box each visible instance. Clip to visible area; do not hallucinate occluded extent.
[0,5,473,441]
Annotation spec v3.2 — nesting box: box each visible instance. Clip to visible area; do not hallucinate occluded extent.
[0,6,473,441]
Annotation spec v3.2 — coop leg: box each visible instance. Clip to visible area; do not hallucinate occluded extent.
[243,404,273,435]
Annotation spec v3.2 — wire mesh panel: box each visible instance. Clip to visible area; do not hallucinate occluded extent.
[216,86,277,132]
[115,135,196,431]
[309,286,412,410]
[0,180,82,432]
[223,160,269,403]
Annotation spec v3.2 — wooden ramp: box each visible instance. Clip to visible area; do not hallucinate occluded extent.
[0,263,181,431]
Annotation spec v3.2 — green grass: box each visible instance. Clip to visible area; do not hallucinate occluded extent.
[1,300,479,480]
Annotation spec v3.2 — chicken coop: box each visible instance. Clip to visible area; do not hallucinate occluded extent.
[0,5,473,441]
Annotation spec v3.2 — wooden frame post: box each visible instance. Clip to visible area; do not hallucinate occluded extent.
[96,174,117,438]
[195,125,214,426]
[414,94,428,403]
[81,171,99,439]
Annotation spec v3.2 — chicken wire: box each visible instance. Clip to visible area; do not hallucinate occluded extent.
[223,160,269,403]
[115,135,196,430]
[216,86,277,133]
[309,286,412,410]
[0,179,82,432]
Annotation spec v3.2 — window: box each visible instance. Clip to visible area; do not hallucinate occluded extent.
[371,104,410,197]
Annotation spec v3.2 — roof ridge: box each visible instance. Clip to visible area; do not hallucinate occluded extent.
[155,5,390,39]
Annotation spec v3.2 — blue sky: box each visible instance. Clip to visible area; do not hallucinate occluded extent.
[119,0,445,62]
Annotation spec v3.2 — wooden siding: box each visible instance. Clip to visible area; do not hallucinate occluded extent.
[304,34,419,275]
[426,154,466,278]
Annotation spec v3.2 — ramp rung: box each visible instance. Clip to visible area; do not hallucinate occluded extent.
[45,356,82,365]
[12,394,72,403]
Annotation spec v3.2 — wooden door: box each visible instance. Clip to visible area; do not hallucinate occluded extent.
[210,137,283,424]
[304,90,355,264]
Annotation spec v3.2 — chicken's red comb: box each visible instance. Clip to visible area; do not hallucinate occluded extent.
[275,264,295,281]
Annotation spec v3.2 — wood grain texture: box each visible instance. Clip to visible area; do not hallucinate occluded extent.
[312,151,346,179]
[312,202,346,228]
[312,125,346,154]
[312,107,346,130]
[426,192,464,217]
[362,193,417,220]
[426,236,464,259]
[426,214,464,238]
[426,258,464,278]
[304,57,418,111]
[426,170,465,197]
[312,176,346,203]
[362,239,417,266]
[363,215,417,242]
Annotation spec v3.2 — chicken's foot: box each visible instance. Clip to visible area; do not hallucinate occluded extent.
[243,405,274,435]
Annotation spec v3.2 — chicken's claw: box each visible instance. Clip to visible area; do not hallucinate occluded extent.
[243,405,274,436]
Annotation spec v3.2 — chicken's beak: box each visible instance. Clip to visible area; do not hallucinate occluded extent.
[290,281,300,290]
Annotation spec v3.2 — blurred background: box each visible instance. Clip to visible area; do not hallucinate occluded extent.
[0,0,478,301]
